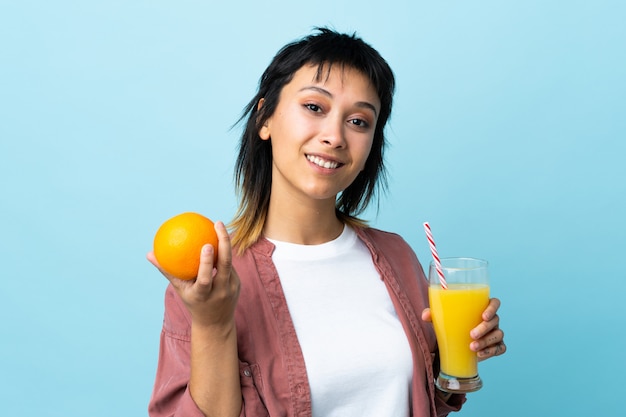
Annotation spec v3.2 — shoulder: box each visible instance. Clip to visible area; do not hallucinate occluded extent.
[356,226,425,276]
[231,238,276,306]
[231,238,274,282]
[357,226,413,253]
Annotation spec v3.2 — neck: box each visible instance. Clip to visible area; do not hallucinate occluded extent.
[263,197,344,245]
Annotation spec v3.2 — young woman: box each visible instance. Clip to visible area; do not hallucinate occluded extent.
[147,28,506,417]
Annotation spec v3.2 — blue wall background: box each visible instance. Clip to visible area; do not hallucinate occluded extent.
[1,1,624,416]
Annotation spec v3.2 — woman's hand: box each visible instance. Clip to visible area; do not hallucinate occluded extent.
[147,221,241,328]
[148,221,243,416]
[422,297,506,361]
[469,297,506,360]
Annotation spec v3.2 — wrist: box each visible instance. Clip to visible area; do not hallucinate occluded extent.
[191,318,237,340]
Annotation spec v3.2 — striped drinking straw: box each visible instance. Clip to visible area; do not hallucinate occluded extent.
[423,222,448,289]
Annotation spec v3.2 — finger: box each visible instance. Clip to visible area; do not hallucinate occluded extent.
[146,251,159,268]
[470,314,500,340]
[421,308,432,322]
[215,221,233,273]
[482,297,501,321]
[194,220,229,288]
[470,328,505,352]
[470,298,502,339]
[477,341,507,360]
[195,244,216,287]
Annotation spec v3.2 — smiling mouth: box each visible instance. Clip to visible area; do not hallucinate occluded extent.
[306,154,342,169]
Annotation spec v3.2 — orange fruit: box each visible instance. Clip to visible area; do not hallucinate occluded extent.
[153,212,218,280]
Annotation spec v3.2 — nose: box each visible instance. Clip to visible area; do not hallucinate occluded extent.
[320,116,346,148]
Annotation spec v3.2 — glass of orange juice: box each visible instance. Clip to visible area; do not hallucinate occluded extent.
[428,257,490,393]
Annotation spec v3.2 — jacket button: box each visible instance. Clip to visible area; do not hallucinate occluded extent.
[243,369,252,377]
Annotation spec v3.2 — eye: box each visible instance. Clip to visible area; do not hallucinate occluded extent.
[304,103,322,113]
[349,118,370,128]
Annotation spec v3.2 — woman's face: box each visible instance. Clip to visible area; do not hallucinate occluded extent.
[259,64,380,207]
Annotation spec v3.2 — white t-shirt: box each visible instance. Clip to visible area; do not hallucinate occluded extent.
[269,226,413,417]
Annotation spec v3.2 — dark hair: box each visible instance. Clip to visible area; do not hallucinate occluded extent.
[230,27,395,250]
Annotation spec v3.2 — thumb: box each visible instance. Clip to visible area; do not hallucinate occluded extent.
[195,244,216,287]
[421,307,432,322]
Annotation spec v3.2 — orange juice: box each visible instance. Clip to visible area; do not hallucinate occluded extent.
[429,283,490,377]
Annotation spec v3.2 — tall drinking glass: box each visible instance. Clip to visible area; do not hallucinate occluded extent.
[428,257,490,393]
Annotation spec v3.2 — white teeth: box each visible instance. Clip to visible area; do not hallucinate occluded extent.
[307,155,339,169]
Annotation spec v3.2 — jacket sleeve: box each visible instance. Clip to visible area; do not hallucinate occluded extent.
[431,319,466,415]
[148,285,207,417]
[435,394,465,416]
[148,285,255,417]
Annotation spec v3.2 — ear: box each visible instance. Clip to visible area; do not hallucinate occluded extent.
[257,98,271,140]
[259,123,271,140]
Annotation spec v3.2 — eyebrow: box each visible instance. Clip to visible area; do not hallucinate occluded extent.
[300,86,378,116]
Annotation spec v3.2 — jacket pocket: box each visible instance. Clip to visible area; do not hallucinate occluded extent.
[240,362,269,417]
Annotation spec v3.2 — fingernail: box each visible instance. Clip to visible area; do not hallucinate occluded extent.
[202,244,212,256]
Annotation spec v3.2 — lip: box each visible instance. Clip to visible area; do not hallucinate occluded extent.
[305,153,344,170]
